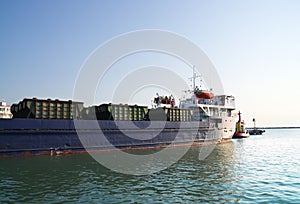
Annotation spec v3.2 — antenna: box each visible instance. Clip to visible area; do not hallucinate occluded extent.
[189,65,200,91]
[193,65,196,91]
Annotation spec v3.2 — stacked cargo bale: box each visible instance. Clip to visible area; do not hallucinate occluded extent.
[11,98,84,119]
[165,107,192,121]
[81,105,107,120]
[81,106,95,120]
[145,107,192,121]
[180,108,192,122]
[10,104,19,118]
[81,103,148,121]
[128,104,148,121]
[101,103,148,121]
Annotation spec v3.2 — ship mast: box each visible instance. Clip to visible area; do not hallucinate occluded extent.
[193,65,196,91]
[191,65,200,91]
[191,66,201,104]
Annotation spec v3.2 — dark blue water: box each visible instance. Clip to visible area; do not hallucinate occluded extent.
[0,129,299,203]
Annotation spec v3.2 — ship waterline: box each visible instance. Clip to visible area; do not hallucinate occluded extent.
[0,118,227,157]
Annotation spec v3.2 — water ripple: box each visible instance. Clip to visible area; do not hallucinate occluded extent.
[0,129,300,203]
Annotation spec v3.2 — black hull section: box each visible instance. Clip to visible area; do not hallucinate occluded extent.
[0,119,221,157]
[249,129,265,135]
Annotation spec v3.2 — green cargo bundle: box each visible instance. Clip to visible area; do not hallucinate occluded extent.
[10,98,204,122]
[11,98,84,119]
[82,103,148,121]
[145,107,192,122]
[164,107,192,122]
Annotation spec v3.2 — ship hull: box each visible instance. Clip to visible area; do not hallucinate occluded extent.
[232,132,250,139]
[249,129,265,135]
[220,115,236,140]
[0,118,225,157]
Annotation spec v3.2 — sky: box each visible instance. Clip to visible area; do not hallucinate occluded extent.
[1,0,300,127]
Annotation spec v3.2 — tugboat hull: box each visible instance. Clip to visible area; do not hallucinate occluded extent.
[232,132,250,139]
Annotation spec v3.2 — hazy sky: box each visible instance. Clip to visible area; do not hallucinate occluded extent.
[1,0,300,127]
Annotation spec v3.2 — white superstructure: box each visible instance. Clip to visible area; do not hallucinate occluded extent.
[0,101,13,119]
[179,70,236,140]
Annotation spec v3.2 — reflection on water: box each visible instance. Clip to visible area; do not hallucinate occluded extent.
[0,129,299,203]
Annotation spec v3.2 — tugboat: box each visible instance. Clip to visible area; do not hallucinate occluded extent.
[232,111,250,138]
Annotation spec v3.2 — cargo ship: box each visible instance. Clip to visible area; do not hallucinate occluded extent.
[0,75,236,157]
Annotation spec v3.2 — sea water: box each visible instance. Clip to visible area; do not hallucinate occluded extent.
[0,129,299,203]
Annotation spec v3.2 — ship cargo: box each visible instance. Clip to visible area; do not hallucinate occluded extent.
[10,98,83,120]
[81,103,148,121]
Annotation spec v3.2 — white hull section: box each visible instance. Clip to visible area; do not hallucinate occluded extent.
[221,115,236,140]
